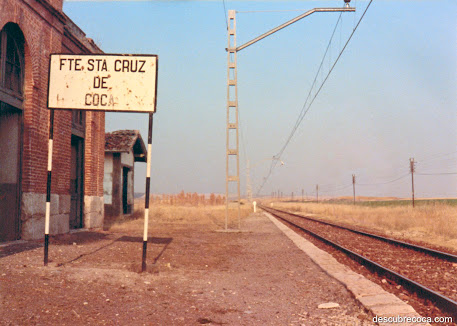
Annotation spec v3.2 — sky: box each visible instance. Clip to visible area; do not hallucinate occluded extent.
[63,0,457,199]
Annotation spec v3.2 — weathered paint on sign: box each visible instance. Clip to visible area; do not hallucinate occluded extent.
[48,54,158,112]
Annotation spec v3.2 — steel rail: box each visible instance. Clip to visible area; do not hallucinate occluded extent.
[260,205,457,319]
[260,205,457,263]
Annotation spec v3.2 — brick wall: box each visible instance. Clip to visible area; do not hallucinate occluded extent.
[84,111,105,197]
[1,0,105,239]
[1,0,66,196]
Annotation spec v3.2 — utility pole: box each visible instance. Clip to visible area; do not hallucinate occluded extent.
[352,174,356,205]
[225,3,355,222]
[302,189,304,202]
[246,159,252,204]
[291,192,294,201]
[410,158,415,208]
[316,184,319,203]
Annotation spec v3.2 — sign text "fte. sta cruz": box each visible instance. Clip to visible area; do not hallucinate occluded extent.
[48,54,158,113]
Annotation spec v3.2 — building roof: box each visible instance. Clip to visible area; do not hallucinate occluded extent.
[105,130,147,163]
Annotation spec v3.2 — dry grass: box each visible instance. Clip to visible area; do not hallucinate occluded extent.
[271,201,457,252]
[106,199,253,234]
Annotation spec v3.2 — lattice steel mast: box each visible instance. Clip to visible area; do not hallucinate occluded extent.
[225,10,241,230]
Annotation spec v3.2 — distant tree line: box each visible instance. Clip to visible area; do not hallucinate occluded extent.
[150,191,225,206]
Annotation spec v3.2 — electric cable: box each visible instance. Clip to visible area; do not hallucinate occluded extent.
[222,0,229,30]
[255,12,344,196]
[255,0,374,196]
[416,172,457,176]
[357,173,410,186]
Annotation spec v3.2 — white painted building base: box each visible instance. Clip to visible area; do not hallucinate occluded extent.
[21,192,70,240]
[84,195,104,229]
[20,193,104,240]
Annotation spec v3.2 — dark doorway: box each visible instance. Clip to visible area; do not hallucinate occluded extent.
[0,103,22,241]
[122,167,131,214]
[70,135,84,229]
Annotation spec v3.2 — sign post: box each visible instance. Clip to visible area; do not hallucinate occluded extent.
[47,54,158,271]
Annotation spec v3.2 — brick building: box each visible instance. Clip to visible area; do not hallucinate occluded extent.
[0,0,105,241]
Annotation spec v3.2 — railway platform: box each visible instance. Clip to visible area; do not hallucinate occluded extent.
[0,210,427,325]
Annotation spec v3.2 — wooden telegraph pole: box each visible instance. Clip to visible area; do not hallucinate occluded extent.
[352,174,356,205]
[410,158,415,208]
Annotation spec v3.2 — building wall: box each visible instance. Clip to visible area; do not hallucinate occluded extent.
[103,153,113,205]
[0,0,104,240]
[83,111,105,228]
[104,152,134,217]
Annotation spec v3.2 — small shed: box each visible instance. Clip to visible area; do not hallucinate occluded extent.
[104,130,146,217]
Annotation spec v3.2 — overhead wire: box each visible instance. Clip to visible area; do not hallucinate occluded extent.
[256,0,373,196]
[222,0,229,30]
[254,12,344,196]
[416,172,457,176]
[357,173,410,186]
[281,0,373,158]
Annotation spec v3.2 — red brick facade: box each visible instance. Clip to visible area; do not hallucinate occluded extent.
[85,111,105,197]
[0,0,105,239]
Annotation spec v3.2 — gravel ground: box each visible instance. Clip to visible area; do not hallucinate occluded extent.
[266,209,456,325]
[0,211,374,325]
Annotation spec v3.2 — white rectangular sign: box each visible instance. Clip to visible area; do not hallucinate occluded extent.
[48,54,158,112]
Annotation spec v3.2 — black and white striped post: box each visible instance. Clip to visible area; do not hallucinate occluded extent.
[44,109,55,266]
[142,113,154,272]
[46,53,158,269]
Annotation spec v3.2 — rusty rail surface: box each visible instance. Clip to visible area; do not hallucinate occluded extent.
[260,205,457,319]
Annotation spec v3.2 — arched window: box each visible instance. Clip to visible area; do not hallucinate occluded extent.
[0,23,24,241]
[0,23,25,108]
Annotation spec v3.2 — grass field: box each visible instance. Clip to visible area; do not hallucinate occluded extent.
[105,199,253,233]
[269,199,457,252]
[335,198,457,207]
[103,196,457,252]
[282,198,457,207]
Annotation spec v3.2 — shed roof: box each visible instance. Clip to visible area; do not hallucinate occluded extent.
[105,130,147,163]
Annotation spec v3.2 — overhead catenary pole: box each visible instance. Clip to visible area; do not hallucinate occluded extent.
[235,7,355,53]
[226,3,355,205]
[410,158,415,208]
[225,10,241,230]
[142,113,154,272]
[44,109,55,266]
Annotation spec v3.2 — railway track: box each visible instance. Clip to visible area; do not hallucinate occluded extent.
[260,205,457,320]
